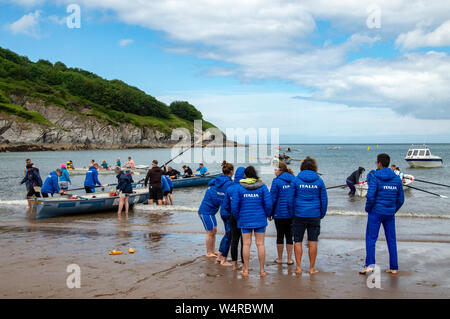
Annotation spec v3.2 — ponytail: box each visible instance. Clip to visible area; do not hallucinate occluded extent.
[222,161,234,175]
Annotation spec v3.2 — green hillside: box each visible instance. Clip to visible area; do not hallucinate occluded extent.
[0,46,216,133]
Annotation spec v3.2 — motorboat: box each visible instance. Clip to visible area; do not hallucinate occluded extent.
[404,145,443,168]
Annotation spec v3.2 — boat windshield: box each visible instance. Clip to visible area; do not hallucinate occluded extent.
[407,150,413,156]
[413,150,418,156]
[426,150,431,156]
[419,150,426,156]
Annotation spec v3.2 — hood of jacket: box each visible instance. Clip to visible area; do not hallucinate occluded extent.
[240,178,264,190]
[88,166,97,172]
[234,167,245,184]
[212,175,232,188]
[373,167,397,181]
[358,166,365,174]
[278,172,295,183]
[297,170,320,183]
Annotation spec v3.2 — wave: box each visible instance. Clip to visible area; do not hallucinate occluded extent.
[0,199,28,206]
[328,210,450,219]
[133,204,198,212]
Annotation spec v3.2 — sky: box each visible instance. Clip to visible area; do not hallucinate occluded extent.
[1,0,450,143]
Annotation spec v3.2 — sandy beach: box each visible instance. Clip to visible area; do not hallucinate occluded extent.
[1,212,448,299]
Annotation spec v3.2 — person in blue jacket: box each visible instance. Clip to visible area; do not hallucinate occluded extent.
[20,163,43,208]
[196,163,209,176]
[215,161,235,266]
[84,163,104,193]
[198,166,231,258]
[360,153,404,275]
[41,169,64,197]
[231,166,272,277]
[59,164,72,191]
[115,167,134,217]
[162,174,174,205]
[290,156,328,275]
[270,162,295,265]
[221,166,245,270]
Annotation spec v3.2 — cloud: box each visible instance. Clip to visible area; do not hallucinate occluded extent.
[7,10,41,38]
[57,0,450,119]
[118,38,133,47]
[396,20,450,49]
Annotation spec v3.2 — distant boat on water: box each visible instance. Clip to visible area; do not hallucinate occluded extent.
[404,145,443,168]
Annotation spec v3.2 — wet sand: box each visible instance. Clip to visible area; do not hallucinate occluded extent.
[0,213,449,299]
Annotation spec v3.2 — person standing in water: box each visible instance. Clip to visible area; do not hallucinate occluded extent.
[162,174,174,205]
[290,157,328,275]
[270,162,295,265]
[84,163,104,193]
[144,160,164,205]
[115,167,134,217]
[215,161,235,266]
[360,153,404,275]
[346,167,365,196]
[221,166,246,270]
[59,164,72,191]
[41,169,64,197]
[20,163,43,208]
[231,166,272,277]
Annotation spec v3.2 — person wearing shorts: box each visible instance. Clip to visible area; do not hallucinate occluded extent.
[145,160,164,205]
[115,167,134,217]
[290,157,328,275]
[21,164,43,208]
[230,166,272,277]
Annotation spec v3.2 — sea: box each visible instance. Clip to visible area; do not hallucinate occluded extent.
[0,144,449,244]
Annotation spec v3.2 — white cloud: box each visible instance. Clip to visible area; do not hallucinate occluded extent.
[396,20,450,49]
[118,38,133,47]
[7,10,41,38]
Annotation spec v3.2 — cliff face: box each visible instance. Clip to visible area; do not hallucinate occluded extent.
[0,100,181,151]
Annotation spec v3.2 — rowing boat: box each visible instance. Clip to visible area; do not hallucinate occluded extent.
[31,187,150,219]
[356,174,414,197]
[171,173,221,188]
[272,157,292,165]
[67,165,149,176]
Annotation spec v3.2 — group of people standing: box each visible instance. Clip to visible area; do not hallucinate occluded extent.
[199,153,404,278]
[198,157,327,277]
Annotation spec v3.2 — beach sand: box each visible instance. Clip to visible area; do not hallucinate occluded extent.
[0,216,449,299]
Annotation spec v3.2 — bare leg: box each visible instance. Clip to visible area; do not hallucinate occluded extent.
[157,199,163,206]
[308,241,319,274]
[286,244,294,264]
[148,199,154,205]
[276,244,283,263]
[241,233,252,277]
[255,232,266,276]
[294,242,303,274]
[118,197,124,216]
[124,196,129,215]
[168,194,173,205]
[205,227,217,257]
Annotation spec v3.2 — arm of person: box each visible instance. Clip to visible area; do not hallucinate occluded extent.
[144,170,151,187]
[269,180,279,218]
[319,179,328,219]
[230,188,241,220]
[395,180,405,213]
[262,185,273,218]
[365,176,378,213]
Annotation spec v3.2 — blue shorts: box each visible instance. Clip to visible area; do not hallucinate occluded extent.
[241,226,266,234]
[199,214,217,231]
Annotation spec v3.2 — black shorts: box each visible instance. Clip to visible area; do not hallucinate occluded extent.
[150,185,163,201]
[292,216,321,242]
[85,186,94,193]
[163,190,172,196]
[26,189,41,199]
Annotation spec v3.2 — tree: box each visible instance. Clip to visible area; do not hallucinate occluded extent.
[169,101,203,121]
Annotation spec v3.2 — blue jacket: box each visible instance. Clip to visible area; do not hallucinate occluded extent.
[164,175,174,189]
[365,168,404,216]
[161,175,170,193]
[270,172,295,219]
[291,170,328,219]
[231,178,273,229]
[84,166,101,188]
[21,167,42,191]
[59,168,71,183]
[116,171,134,194]
[41,171,60,194]
[198,175,233,215]
[221,167,245,218]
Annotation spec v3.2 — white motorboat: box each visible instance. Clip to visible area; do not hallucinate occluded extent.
[356,174,414,197]
[404,145,443,168]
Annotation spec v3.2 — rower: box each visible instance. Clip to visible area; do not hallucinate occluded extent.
[346,167,365,196]
[66,160,74,170]
[196,163,209,176]
[84,163,104,193]
[123,156,135,169]
[41,168,64,198]
[163,165,180,180]
[182,165,193,178]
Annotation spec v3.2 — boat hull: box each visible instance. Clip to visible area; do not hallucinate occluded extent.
[67,167,149,176]
[33,188,150,219]
[405,159,443,168]
[171,173,221,188]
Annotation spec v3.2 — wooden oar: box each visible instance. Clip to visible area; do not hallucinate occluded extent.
[405,185,448,198]
[163,144,195,167]
[326,184,347,190]
[414,179,450,188]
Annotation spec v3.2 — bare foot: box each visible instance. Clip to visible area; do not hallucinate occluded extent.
[294,268,302,274]
[310,268,319,274]
[233,263,242,271]
[260,270,267,277]
[287,260,294,265]
[359,267,374,275]
[220,260,232,267]
[206,253,216,258]
[274,259,283,264]
[386,269,398,274]
[240,270,249,277]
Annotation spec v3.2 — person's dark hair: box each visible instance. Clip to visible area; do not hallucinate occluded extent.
[26,164,33,169]
[152,160,158,165]
[300,156,318,172]
[244,166,259,179]
[182,165,187,168]
[377,153,390,168]
[278,162,294,175]
[221,161,234,175]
